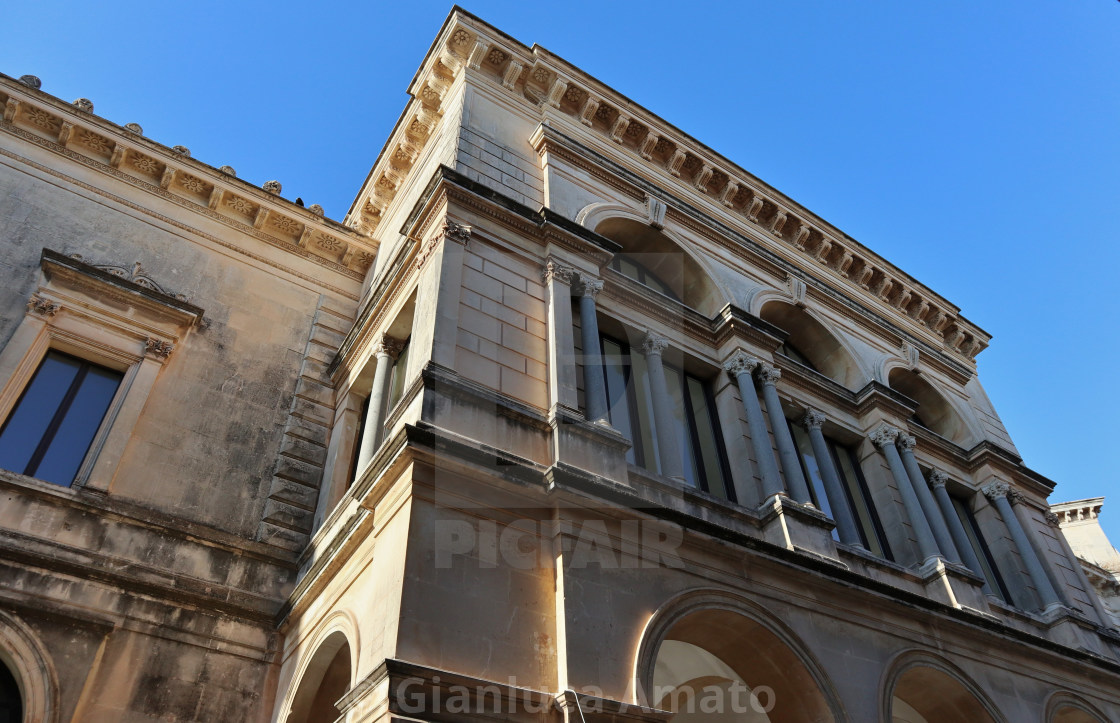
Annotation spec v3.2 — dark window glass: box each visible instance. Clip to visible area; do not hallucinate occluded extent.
[387,339,411,412]
[789,422,892,560]
[952,495,1012,603]
[596,333,732,501]
[609,256,680,301]
[347,396,371,489]
[0,661,22,723]
[0,351,123,487]
[778,341,817,371]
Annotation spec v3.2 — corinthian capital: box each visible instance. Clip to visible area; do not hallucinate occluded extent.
[541,258,574,285]
[374,334,405,359]
[1044,511,1062,528]
[578,276,603,299]
[723,350,761,379]
[802,409,827,430]
[870,424,900,448]
[641,331,670,357]
[981,480,1010,501]
[755,364,781,385]
[896,433,917,451]
[927,469,950,490]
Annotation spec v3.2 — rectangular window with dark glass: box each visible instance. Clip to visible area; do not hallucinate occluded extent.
[0,350,123,487]
[788,422,892,560]
[951,494,1013,603]
[598,333,732,501]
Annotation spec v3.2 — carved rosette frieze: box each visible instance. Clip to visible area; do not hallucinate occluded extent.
[870,424,901,449]
[723,350,761,380]
[27,293,60,317]
[640,331,670,357]
[802,409,827,430]
[145,337,175,359]
[981,480,1011,501]
[927,469,950,490]
[541,258,575,285]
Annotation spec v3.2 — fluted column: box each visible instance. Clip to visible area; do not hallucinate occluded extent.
[577,276,608,424]
[724,351,784,500]
[872,424,941,564]
[756,364,812,504]
[803,409,863,547]
[355,334,405,475]
[641,332,685,482]
[983,481,1063,611]
[927,470,992,594]
[897,434,961,563]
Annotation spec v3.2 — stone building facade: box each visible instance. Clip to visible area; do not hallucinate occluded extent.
[0,8,1118,722]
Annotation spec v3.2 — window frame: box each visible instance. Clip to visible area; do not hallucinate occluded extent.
[952,492,1014,603]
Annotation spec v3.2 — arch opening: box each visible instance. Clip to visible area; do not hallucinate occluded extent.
[594,218,724,317]
[0,658,21,723]
[649,607,836,722]
[286,632,352,723]
[889,665,997,723]
[759,301,862,389]
[887,368,968,444]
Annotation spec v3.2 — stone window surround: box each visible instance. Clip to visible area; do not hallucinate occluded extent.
[0,249,202,493]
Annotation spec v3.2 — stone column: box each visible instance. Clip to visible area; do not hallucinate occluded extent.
[724,351,784,500]
[897,434,961,563]
[1046,511,1113,626]
[355,335,404,475]
[641,332,685,482]
[541,259,579,414]
[756,364,812,504]
[802,409,863,547]
[982,481,1063,611]
[872,424,941,565]
[577,277,609,424]
[927,470,992,594]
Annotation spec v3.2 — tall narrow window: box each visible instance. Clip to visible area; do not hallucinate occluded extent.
[789,423,892,559]
[0,350,123,487]
[386,338,411,413]
[598,333,732,500]
[951,495,1013,603]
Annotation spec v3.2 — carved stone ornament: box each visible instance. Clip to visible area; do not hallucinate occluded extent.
[723,350,761,379]
[541,258,574,285]
[981,480,1010,501]
[68,254,187,301]
[1045,511,1061,528]
[72,98,94,113]
[441,220,472,246]
[225,195,254,215]
[171,145,191,157]
[802,409,827,430]
[901,340,920,370]
[896,433,917,451]
[1006,488,1025,505]
[787,275,807,306]
[27,293,60,317]
[640,331,670,357]
[18,75,41,89]
[646,196,667,229]
[124,122,143,135]
[578,277,603,299]
[263,180,282,195]
[219,165,236,176]
[927,469,950,489]
[373,334,405,359]
[755,364,782,385]
[870,424,901,448]
[307,203,324,216]
[145,337,175,359]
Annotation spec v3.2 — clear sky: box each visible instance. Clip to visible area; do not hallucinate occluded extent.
[4,2,1118,541]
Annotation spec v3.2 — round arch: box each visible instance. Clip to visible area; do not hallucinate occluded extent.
[634,589,847,722]
[1045,691,1111,723]
[880,650,1004,723]
[885,368,974,445]
[757,300,868,389]
[0,609,60,723]
[578,203,732,318]
[279,611,360,723]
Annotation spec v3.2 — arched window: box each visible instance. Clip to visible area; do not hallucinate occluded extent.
[759,301,862,389]
[888,665,999,723]
[887,369,969,444]
[286,633,352,723]
[0,660,21,723]
[610,256,680,301]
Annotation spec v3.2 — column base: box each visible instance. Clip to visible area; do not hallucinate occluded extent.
[917,557,992,612]
[758,495,843,564]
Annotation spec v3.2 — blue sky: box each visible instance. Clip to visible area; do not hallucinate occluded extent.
[4,2,1119,541]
